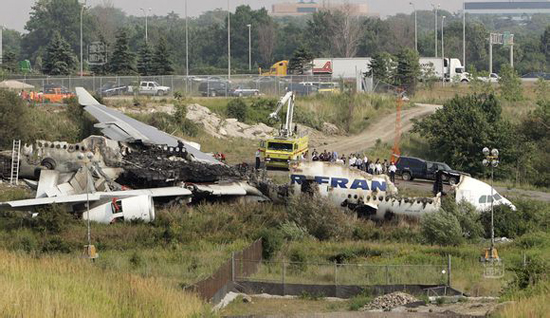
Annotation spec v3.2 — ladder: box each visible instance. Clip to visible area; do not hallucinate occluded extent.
[10,140,21,186]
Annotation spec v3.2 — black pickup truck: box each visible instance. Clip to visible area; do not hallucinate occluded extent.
[395,156,467,185]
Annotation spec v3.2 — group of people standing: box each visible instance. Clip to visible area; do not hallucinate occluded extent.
[309,149,397,182]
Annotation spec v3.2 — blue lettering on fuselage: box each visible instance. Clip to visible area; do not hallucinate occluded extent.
[290,174,387,192]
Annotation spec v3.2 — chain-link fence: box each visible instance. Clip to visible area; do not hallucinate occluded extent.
[236,259,450,287]
[6,74,339,98]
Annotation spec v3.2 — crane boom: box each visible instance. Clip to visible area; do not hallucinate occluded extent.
[269,91,295,138]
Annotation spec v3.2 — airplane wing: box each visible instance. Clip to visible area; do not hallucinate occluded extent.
[75,87,219,164]
[0,187,192,211]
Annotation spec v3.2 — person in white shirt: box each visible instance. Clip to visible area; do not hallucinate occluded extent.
[255,149,261,170]
[349,155,356,167]
[363,155,368,171]
[375,159,383,175]
[368,162,375,174]
[388,161,397,182]
[355,157,363,169]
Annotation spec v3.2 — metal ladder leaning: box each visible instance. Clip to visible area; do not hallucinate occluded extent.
[10,140,21,185]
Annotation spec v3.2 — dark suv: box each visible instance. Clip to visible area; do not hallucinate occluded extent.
[395,156,464,185]
[198,81,228,97]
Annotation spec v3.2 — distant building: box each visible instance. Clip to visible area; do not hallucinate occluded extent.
[464,1,550,16]
[271,1,374,17]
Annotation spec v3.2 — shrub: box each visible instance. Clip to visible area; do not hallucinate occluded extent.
[33,204,78,234]
[226,98,247,122]
[286,194,354,241]
[480,199,550,239]
[443,198,484,240]
[505,256,548,293]
[420,211,464,246]
[279,221,308,241]
[289,248,307,273]
[0,89,30,147]
[257,228,284,260]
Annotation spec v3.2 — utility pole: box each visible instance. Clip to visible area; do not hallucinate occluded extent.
[140,8,151,43]
[489,35,493,74]
[442,16,446,83]
[410,2,417,52]
[80,0,86,77]
[0,25,3,65]
[431,4,439,58]
[247,24,252,71]
[227,0,231,80]
[185,0,189,81]
[462,2,466,69]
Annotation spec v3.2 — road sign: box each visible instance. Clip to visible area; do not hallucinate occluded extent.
[88,42,107,65]
[503,32,514,46]
[490,33,503,45]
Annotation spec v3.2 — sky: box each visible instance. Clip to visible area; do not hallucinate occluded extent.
[1,0,469,32]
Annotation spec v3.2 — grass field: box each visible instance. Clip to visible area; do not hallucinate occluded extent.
[0,249,209,318]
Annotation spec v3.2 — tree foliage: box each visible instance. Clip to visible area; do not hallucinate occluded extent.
[108,28,136,75]
[395,48,420,93]
[151,36,174,75]
[0,90,30,148]
[368,52,395,84]
[226,98,248,122]
[412,94,516,176]
[42,31,77,75]
[288,47,313,75]
[137,44,153,76]
[499,64,523,102]
[421,211,464,246]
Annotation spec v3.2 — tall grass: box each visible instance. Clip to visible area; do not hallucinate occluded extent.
[0,249,209,317]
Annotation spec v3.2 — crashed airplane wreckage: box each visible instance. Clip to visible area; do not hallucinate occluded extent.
[286,161,441,220]
[0,88,515,224]
[0,88,268,223]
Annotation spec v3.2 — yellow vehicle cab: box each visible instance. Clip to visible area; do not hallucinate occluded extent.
[260,135,309,168]
[260,60,288,76]
[317,82,340,94]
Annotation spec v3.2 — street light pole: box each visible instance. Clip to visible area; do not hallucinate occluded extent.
[247,24,252,71]
[482,147,499,260]
[185,0,189,91]
[140,8,151,43]
[80,0,86,77]
[410,2,417,52]
[442,16,446,83]
[431,4,439,58]
[227,0,231,80]
[462,2,466,69]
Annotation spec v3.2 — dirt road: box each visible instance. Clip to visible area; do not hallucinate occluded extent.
[314,103,441,155]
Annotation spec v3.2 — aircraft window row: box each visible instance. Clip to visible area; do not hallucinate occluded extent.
[479,194,501,204]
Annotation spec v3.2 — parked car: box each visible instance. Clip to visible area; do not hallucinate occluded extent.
[395,156,467,185]
[198,81,228,97]
[521,72,550,80]
[286,83,318,96]
[97,82,130,96]
[230,87,260,97]
[138,81,171,96]
[477,73,500,83]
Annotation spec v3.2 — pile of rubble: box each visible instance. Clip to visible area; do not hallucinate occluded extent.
[362,292,419,311]
[185,104,274,139]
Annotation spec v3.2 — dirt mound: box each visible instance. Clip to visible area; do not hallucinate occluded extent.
[185,104,274,139]
[362,292,419,311]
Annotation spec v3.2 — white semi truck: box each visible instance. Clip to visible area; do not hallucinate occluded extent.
[313,57,469,83]
[419,57,469,82]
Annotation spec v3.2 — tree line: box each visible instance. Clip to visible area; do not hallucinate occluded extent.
[1,0,549,76]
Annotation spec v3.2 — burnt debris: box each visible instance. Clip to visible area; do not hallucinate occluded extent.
[117,143,241,188]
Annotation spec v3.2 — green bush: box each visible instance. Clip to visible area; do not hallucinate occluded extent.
[480,199,550,239]
[257,228,284,260]
[0,89,30,147]
[421,211,464,246]
[279,221,308,241]
[348,291,373,311]
[504,256,548,293]
[443,198,484,240]
[287,194,354,241]
[226,98,247,122]
[289,248,307,273]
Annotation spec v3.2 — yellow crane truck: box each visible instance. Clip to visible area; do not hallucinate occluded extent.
[260,91,309,169]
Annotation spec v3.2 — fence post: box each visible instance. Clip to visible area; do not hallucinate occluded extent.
[282,261,286,296]
[231,252,235,282]
[447,255,452,287]
[385,265,389,285]
[334,262,338,286]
